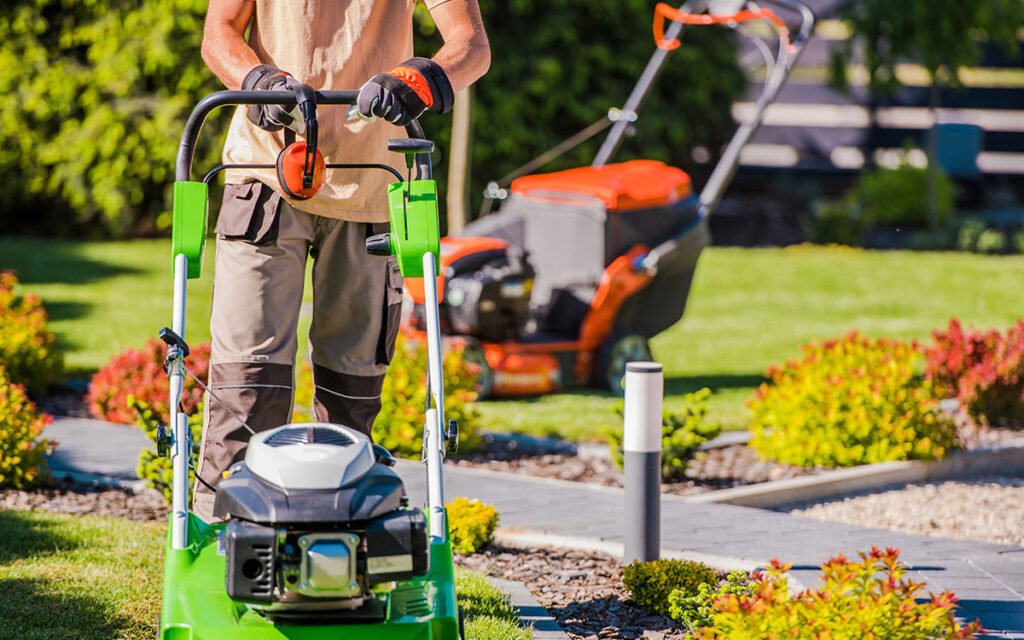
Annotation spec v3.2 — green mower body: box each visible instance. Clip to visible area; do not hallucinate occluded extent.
[159,514,459,640]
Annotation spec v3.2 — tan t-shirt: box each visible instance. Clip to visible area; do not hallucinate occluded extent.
[223,0,445,222]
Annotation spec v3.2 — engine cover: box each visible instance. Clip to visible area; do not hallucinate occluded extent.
[213,423,405,525]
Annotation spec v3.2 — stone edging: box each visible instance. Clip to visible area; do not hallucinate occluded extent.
[489,576,571,640]
[687,438,1024,509]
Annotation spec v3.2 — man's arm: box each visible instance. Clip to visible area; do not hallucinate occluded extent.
[427,0,491,92]
[202,0,261,89]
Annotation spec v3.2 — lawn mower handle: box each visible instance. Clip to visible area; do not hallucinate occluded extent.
[174,89,432,183]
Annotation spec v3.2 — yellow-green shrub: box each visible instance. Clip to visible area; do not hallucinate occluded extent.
[750,332,957,467]
[696,549,981,639]
[622,558,719,617]
[608,388,721,482]
[0,363,53,488]
[668,571,755,630]
[293,333,483,458]
[446,497,498,555]
[0,271,63,394]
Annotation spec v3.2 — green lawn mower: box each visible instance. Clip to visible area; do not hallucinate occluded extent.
[158,87,461,639]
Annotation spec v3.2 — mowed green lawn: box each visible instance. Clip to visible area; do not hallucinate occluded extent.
[3,239,1022,438]
[476,246,1024,439]
[0,510,526,640]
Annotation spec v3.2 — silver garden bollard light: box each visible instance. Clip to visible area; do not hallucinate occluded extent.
[623,361,663,564]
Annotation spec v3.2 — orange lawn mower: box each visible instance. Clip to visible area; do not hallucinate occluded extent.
[404,0,815,397]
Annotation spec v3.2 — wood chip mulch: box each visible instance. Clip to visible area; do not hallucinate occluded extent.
[459,544,689,640]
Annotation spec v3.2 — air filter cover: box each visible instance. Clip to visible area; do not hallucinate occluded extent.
[245,423,375,490]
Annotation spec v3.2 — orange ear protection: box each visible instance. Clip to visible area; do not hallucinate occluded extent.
[276,85,326,200]
[277,140,325,200]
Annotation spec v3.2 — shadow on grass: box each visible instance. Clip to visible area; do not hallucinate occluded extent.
[665,373,764,396]
[0,577,136,640]
[0,510,83,564]
[0,240,140,286]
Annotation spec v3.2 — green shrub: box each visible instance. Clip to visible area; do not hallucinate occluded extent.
[294,334,484,458]
[0,363,53,488]
[133,397,203,503]
[695,549,981,639]
[622,558,718,617]
[0,271,63,395]
[609,388,721,482]
[446,497,498,555]
[750,332,958,467]
[857,161,954,229]
[806,198,869,246]
[957,218,987,252]
[668,570,755,630]
[976,228,1008,254]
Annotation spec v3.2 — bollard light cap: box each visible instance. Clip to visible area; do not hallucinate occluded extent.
[626,362,663,374]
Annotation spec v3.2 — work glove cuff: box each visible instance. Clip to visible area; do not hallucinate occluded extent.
[396,57,455,115]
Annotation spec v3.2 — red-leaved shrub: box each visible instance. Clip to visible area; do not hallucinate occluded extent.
[87,339,210,425]
[925,319,1024,427]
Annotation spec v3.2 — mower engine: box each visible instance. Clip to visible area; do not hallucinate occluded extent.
[213,423,428,623]
[411,239,536,343]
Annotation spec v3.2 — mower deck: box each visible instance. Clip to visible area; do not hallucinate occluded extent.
[159,515,459,640]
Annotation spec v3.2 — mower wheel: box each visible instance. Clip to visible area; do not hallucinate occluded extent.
[461,340,494,399]
[597,333,653,395]
[459,606,466,640]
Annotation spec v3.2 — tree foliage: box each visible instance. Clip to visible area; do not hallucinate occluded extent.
[830,0,1024,95]
[2,0,745,237]
[0,0,222,237]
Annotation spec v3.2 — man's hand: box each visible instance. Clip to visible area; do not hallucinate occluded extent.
[242,65,305,133]
[356,57,455,126]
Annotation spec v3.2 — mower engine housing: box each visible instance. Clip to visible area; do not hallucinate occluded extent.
[213,423,428,622]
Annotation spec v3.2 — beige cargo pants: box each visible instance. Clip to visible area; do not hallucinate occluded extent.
[193,182,402,520]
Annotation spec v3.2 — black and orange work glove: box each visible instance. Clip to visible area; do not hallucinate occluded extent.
[356,57,455,126]
[242,64,305,133]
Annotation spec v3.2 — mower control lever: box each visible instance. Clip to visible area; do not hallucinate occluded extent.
[159,327,190,359]
[446,419,459,454]
[156,424,171,458]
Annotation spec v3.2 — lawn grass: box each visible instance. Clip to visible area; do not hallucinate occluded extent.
[0,509,528,639]
[4,239,1023,440]
[0,510,165,640]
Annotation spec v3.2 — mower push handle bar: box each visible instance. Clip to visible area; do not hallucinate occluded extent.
[174,89,431,183]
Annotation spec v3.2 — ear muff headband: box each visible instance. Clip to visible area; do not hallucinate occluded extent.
[275,89,325,200]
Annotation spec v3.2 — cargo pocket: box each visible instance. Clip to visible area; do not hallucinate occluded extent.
[216,182,282,245]
[377,258,404,366]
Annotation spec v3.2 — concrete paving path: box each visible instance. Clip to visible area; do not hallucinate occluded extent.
[41,417,1024,638]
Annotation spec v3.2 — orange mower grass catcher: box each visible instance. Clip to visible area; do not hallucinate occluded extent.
[401,0,814,397]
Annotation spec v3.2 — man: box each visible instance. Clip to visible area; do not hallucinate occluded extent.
[195,0,490,520]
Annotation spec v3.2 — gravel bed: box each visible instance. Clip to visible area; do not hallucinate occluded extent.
[453,444,820,496]
[0,482,166,521]
[788,476,1024,547]
[459,544,687,640]
[453,426,1022,496]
